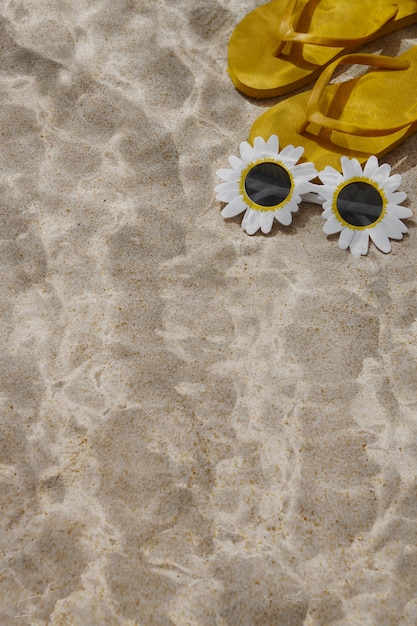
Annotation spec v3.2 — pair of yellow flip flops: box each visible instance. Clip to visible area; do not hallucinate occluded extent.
[216,0,417,255]
[229,0,417,170]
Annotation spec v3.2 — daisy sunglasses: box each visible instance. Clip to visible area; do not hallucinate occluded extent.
[215,135,412,257]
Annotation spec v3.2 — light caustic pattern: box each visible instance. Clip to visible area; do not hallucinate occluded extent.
[0,0,417,624]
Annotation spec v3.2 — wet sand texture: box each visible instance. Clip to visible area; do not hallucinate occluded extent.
[1,1,417,624]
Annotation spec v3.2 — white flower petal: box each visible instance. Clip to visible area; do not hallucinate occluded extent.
[216,168,239,182]
[289,197,300,212]
[265,135,279,154]
[279,145,304,165]
[372,162,391,183]
[253,136,266,156]
[275,208,293,226]
[369,223,392,253]
[319,166,344,187]
[221,196,247,218]
[380,174,402,194]
[228,154,243,170]
[217,189,240,202]
[338,227,355,250]
[322,208,334,219]
[323,215,343,235]
[245,223,261,236]
[386,191,407,205]
[239,141,253,161]
[382,214,408,236]
[215,181,238,193]
[241,207,253,229]
[292,162,316,178]
[341,156,356,180]
[294,169,318,186]
[244,209,262,235]
[387,204,412,219]
[276,143,293,157]
[363,155,379,178]
[349,230,369,257]
[380,224,402,241]
[261,212,275,234]
[350,158,363,177]
[361,231,370,255]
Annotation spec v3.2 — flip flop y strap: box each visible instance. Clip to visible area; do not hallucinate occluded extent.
[298,53,414,137]
[275,0,398,56]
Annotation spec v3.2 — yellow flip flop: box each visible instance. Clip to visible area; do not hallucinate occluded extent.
[249,48,417,171]
[228,0,417,98]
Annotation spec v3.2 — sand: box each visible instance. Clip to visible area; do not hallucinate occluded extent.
[1,0,417,624]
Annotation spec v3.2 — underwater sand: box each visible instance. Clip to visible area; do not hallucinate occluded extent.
[1,0,417,624]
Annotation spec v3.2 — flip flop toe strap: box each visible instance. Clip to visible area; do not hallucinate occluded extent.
[275,0,398,56]
[298,53,415,137]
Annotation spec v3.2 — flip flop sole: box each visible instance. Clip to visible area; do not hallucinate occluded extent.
[228,0,417,98]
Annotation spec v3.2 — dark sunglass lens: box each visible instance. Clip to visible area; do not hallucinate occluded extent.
[245,162,291,207]
[336,182,383,227]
